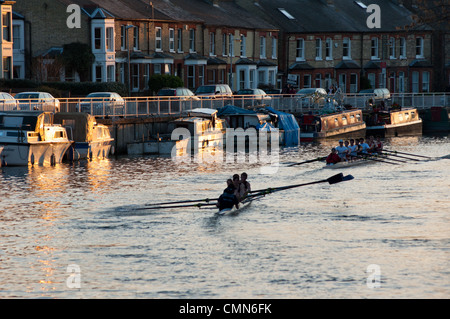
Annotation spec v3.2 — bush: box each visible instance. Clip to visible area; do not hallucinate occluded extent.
[148,74,183,95]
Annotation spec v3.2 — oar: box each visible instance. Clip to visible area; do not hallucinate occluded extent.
[383,149,432,159]
[135,202,218,211]
[367,153,408,163]
[146,197,218,206]
[250,173,353,195]
[357,154,400,165]
[380,152,422,162]
[287,156,327,167]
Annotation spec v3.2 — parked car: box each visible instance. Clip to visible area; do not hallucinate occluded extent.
[264,88,282,95]
[195,84,233,99]
[14,92,60,112]
[0,92,18,111]
[295,88,328,107]
[235,88,272,107]
[359,88,391,107]
[77,92,125,116]
[157,87,200,101]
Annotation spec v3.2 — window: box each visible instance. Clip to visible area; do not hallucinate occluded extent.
[260,36,266,58]
[106,27,114,51]
[107,65,115,82]
[222,33,227,56]
[169,28,175,52]
[3,57,11,79]
[315,38,322,60]
[422,71,430,92]
[209,32,215,55]
[371,37,379,59]
[121,25,127,50]
[343,37,351,59]
[198,66,204,86]
[154,64,161,74]
[339,73,346,92]
[399,37,406,58]
[95,65,102,82]
[315,73,322,88]
[239,69,246,90]
[303,74,311,88]
[325,73,332,90]
[412,71,419,93]
[132,64,139,90]
[229,34,234,57]
[258,70,265,84]
[272,37,277,59]
[94,27,102,50]
[325,38,333,60]
[240,34,246,57]
[187,65,195,89]
[269,70,275,86]
[133,26,139,50]
[350,73,358,93]
[389,38,395,59]
[278,8,295,20]
[416,37,424,58]
[13,24,21,50]
[249,69,255,88]
[398,71,405,92]
[2,12,11,41]
[155,27,162,51]
[189,29,195,52]
[296,38,305,61]
[177,28,183,52]
[368,73,376,88]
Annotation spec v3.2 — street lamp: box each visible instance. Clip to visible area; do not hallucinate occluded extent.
[125,24,135,95]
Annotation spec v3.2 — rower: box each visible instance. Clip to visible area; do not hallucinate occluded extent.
[359,138,370,154]
[326,148,341,165]
[217,183,239,211]
[374,136,383,153]
[239,172,251,199]
[232,174,241,201]
[335,139,349,161]
[348,139,358,159]
[367,135,376,153]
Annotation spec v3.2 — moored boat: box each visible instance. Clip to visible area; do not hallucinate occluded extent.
[54,112,114,160]
[365,107,422,137]
[298,109,366,142]
[0,111,71,166]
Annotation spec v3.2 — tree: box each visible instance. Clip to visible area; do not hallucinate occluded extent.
[401,0,450,31]
[60,42,95,82]
[148,74,184,95]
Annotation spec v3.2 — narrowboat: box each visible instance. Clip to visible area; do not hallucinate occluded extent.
[365,108,422,137]
[419,107,450,134]
[0,111,71,166]
[297,109,366,142]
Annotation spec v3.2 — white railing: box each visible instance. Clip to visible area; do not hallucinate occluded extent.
[1,92,448,117]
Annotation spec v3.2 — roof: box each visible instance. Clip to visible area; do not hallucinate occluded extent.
[335,60,360,69]
[248,0,431,33]
[217,105,257,116]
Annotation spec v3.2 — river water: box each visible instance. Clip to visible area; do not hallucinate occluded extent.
[0,135,449,299]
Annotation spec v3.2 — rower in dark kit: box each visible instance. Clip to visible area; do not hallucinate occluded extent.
[217,182,239,211]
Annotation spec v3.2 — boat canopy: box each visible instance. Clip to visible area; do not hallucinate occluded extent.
[187,108,218,119]
[54,112,97,142]
[217,105,257,116]
[265,107,300,146]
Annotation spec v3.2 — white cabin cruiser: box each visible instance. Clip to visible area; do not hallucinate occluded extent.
[54,112,114,160]
[0,111,71,166]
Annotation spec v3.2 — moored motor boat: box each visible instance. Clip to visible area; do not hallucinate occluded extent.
[0,111,72,166]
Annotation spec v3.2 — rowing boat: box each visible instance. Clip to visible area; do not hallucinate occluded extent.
[323,154,394,169]
[217,197,253,216]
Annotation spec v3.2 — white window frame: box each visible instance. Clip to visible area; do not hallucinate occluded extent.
[325,38,333,60]
[389,37,396,59]
[415,37,424,58]
[209,32,215,56]
[350,73,358,93]
[296,38,305,61]
[272,37,277,59]
[422,71,430,92]
[315,38,322,60]
[177,28,183,53]
[94,27,102,51]
[222,33,227,56]
[371,37,379,60]
[121,25,127,50]
[343,37,351,60]
[106,27,114,52]
[398,71,405,93]
[229,33,234,57]
[412,71,419,92]
[155,27,162,51]
[303,74,311,88]
[133,26,139,50]
[169,28,175,52]
[189,29,196,53]
[240,34,246,57]
[260,36,266,59]
[399,37,406,59]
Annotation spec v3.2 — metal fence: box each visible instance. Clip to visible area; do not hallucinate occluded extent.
[1,92,449,118]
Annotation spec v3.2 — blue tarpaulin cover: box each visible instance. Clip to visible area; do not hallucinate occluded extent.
[217,105,257,116]
[265,107,300,146]
[256,122,277,132]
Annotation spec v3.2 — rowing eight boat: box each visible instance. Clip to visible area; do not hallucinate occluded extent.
[217,197,253,216]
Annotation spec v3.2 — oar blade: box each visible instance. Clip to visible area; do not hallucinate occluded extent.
[327,173,344,184]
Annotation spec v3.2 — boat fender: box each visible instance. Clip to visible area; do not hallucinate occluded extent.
[30,153,35,166]
[50,153,56,166]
